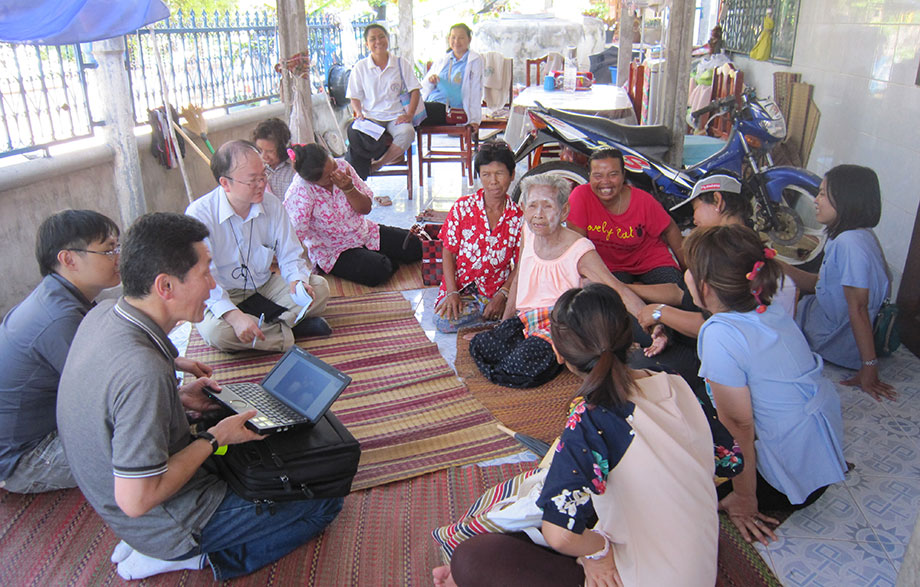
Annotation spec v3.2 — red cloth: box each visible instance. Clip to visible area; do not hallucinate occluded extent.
[436,190,523,304]
[567,184,677,274]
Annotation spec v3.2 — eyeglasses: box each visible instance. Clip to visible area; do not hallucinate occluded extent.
[69,245,121,258]
[224,175,268,188]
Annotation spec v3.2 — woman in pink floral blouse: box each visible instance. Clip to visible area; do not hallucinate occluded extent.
[283,143,422,286]
[435,141,524,333]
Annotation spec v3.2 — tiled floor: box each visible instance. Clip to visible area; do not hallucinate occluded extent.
[173,144,919,586]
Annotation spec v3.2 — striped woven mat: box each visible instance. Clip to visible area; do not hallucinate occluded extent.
[184,292,520,491]
[0,463,779,586]
[454,325,580,443]
[0,463,533,586]
[321,261,431,298]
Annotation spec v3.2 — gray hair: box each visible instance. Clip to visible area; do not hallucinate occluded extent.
[518,173,572,209]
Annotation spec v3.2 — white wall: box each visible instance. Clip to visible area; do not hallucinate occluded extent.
[733,0,920,295]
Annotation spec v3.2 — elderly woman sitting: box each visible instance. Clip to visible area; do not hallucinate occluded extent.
[469,173,662,388]
[283,143,422,287]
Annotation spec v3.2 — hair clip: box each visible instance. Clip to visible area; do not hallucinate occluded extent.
[751,287,767,313]
[286,147,296,162]
[746,260,765,281]
[763,247,777,259]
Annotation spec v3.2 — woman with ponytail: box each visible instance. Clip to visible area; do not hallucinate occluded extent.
[282,143,422,286]
[437,283,719,587]
[685,224,846,545]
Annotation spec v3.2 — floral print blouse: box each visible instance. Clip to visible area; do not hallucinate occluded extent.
[536,398,636,533]
[283,159,379,273]
[436,190,523,304]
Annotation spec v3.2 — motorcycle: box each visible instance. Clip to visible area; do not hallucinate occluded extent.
[511,89,825,267]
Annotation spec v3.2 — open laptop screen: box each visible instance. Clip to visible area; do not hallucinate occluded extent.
[261,348,351,422]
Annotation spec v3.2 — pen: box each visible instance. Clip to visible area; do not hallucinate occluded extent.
[253,312,264,348]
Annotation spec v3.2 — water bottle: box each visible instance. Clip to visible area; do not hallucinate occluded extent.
[563,46,577,93]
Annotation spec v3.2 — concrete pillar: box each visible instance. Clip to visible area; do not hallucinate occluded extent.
[616,2,633,86]
[397,0,414,65]
[660,0,694,167]
[92,37,147,227]
[277,0,315,144]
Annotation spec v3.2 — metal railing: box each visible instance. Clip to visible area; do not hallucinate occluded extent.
[0,42,96,157]
[0,10,345,158]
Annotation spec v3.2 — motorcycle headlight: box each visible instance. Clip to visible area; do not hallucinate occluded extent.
[758,99,787,139]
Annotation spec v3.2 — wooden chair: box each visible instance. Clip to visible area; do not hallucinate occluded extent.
[707,64,744,139]
[525,56,548,86]
[416,123,474,187]
[369,151,414,200]
[628,61,647,122]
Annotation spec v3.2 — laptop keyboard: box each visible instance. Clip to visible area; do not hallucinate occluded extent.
[229,382,304,426]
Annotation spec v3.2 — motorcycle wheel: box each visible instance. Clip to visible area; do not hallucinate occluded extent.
[510,161,589,203]
[752,182,826,270]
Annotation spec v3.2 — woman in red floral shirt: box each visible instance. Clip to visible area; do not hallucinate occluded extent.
[435,141,523,333]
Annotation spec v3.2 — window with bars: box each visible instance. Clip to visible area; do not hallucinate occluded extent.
[721,0,801,65]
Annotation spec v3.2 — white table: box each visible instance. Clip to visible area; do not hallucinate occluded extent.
[504,84,638,150]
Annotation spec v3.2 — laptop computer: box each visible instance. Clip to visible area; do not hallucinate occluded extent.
[205,346,352,434]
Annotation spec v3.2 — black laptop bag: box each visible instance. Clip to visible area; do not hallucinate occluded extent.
[214,411,360,509]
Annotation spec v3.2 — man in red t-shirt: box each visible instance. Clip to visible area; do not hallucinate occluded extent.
[567,149,685,285]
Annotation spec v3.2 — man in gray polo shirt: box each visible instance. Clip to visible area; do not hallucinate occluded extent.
[57,212,343,581]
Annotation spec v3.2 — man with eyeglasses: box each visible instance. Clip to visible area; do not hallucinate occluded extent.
[0,210,122,493]
[186,140,331,352]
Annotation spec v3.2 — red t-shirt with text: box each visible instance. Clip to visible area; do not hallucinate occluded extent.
[567,184,677,274]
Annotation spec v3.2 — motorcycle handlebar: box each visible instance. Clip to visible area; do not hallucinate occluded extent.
[690,95,738,120]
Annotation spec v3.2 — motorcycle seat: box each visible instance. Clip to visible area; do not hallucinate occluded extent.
[546,107,672,148]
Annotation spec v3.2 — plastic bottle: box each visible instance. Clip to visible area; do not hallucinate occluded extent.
[563,46,577,93]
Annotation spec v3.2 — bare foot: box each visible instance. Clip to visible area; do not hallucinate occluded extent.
[432,565,457,586]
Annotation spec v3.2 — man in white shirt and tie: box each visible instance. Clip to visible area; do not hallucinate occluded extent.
[186,140,331,352]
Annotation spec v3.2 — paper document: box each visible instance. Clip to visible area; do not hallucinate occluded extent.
[292,281,314,323]
[353,119,385,140]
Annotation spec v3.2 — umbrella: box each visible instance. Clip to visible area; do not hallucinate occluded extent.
[497,424,552,458]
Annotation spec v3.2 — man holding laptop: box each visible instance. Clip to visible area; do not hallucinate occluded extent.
[186,139,331,352]
[57,213,343,581]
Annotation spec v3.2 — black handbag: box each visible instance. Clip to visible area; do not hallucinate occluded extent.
[214,411,360,511]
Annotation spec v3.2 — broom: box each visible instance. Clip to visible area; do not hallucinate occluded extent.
[181,104,215,154]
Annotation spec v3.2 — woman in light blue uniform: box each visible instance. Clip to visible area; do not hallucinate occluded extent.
[784,165,893,401]
[685,225,846,546]
[421,23,483,131]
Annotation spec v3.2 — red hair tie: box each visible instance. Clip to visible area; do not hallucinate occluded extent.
[751,287,767,313]
[763,247,777,259]
[287,147,296,162]
[746,261,764,281]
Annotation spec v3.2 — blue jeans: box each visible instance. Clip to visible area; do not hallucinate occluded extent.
[183,489,343,580]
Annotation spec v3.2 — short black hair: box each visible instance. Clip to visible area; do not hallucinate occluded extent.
[120,213,209,298]
[35,210,120,277]
[364,23,388,41]
[251,118,292,162]
[824,164,882,239]
[449,23,472,39]
[290,143,330,183]
[474,140,515,176]
[210,139,261,183]
[588,148,625,173]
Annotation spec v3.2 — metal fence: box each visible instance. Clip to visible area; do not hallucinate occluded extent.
[0,10,344,158]
[0,42,96,157]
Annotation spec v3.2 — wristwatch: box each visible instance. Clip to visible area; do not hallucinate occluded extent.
[196,431,220,454]
[651,304,666,323]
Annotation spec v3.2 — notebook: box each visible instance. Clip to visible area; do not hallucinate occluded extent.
[205,346,351,434]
